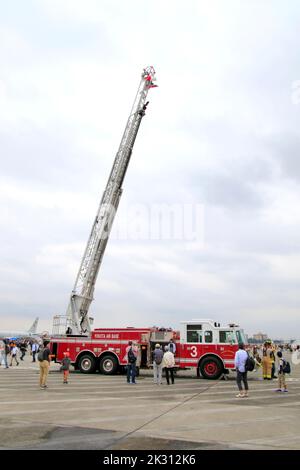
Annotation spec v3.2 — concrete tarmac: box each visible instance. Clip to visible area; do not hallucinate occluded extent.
[0,353,300,450]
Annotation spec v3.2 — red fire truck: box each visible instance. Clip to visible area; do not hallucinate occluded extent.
[49,69,247,380]
[50,319,247,379]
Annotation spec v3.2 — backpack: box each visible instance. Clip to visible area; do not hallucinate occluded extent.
[154,350,163,365]
[282,360,291,374]
[37,348,45,362]
[245,354,255,372]
[127,347,136,364]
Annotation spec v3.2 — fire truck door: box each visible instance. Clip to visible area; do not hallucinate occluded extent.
[50,342,58,361]
[140,345,148,367]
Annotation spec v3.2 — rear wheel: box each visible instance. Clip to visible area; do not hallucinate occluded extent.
[199,356,223,380]
[99,355,118,375]
[78,354,96,374]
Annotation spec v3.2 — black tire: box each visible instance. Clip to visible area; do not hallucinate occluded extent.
[78,354,96,374]
[199,356,224,380]
[99,355,119,375]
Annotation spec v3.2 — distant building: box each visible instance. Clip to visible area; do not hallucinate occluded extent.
[253,332,268,342]
[272,339,284,345]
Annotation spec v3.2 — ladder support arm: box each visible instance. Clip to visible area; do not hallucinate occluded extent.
[64,67,157,335]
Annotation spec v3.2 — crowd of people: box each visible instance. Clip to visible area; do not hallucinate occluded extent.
[124,338,295,397]
[234,340,294,398]
[0,338,42,368]
[0,338,71,389]
[125,338,177,386]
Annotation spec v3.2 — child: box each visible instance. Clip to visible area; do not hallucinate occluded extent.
[61,352,71,384]
[275,351,288,392]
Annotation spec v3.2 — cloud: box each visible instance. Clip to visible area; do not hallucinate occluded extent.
[266,133,300,182]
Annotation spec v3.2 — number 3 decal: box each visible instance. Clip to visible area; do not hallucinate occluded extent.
[190,346,197,357]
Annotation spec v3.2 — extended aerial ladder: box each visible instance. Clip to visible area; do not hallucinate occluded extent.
[54,67,157,336]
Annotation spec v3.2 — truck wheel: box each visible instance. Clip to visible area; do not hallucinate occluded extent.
[78,354,96,374]
[199,356,224,380]
[99,355,118,375]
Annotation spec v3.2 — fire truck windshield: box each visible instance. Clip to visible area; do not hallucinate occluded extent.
[236,329,246,344]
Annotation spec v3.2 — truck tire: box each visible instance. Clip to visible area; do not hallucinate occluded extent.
[99,355,118,375]
[78,354,96,374]
[199,356,224,380]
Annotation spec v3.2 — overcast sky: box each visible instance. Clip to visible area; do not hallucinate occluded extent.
[1,0,300,339]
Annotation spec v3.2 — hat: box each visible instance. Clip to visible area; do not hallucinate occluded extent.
[155,344,161,348]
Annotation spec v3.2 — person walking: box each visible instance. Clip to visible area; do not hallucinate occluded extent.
[125,341,138,384]
[61,352,71,384]
[152,344,164,385]
[234,343,249,398]
[20,340,27,361]
[10,343,19,366]
[275,351,288,393]
[38,340,51,389]
[163,345,175,385]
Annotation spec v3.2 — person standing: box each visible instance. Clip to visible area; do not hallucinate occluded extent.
[0,340,5,366]
[252,345,262,371]
[270,344,277,379]
[167,338,176,356]
[31,342,38,362]
[61,352,71,384]
[152,344,164,385]
[125,341,138,384]
[234,343,249,398]
[275,351,288,393]
[0,340,9,367]
[262,341,272,380]
[3,340,10,368]
[163,346,175,385]
[38,340,51,389]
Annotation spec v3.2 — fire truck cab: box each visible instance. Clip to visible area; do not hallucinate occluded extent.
[178,319,247,379]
